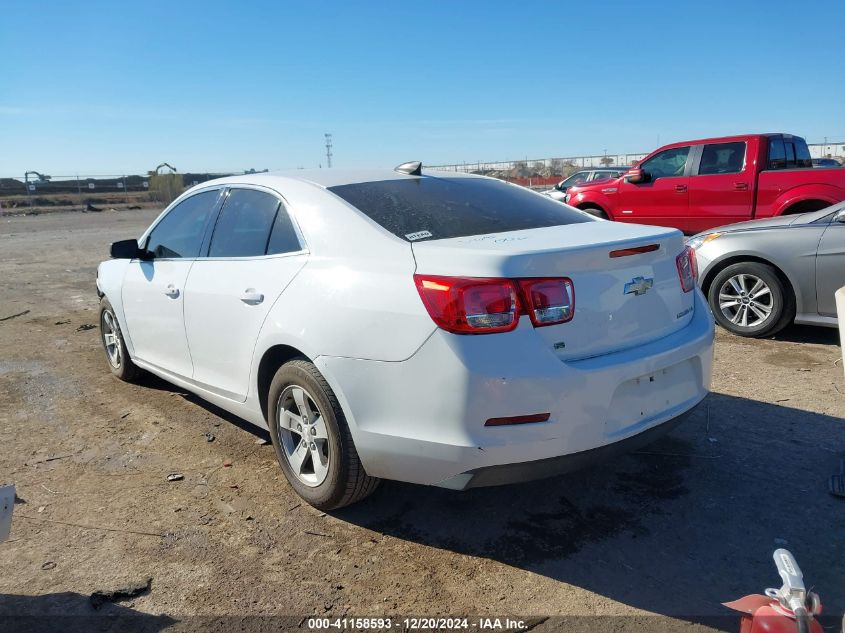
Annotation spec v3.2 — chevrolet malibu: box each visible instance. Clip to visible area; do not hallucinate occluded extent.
[96,164,714,510]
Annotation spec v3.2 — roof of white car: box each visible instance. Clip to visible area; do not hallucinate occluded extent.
[205,167,480,190]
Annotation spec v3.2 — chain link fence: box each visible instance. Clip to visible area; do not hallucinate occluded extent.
[3,142,842,214]
[0,171,238,215]
[429,142,845,189]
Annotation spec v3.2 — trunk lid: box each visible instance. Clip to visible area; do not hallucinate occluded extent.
[412,221,693,360]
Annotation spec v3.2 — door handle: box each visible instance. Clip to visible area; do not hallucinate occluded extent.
[164,284,180,298]
[674,184,688,193]
[733,182,749,190]
[240,289,264,304]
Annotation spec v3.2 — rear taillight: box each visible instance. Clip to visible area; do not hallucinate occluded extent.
[414,275,519,334]
[414,275,575,334]
[517,278,575,326]
[676,246,698,293]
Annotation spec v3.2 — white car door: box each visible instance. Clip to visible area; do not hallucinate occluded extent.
[183,187,308,401]
[121,189,222,378]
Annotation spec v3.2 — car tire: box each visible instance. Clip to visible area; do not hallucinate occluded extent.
[581,206,609,220]
[707,262,794,338]
[267,358,379,510]
[99,297,142,382]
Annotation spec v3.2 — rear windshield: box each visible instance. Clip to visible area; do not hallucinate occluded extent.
[328,176,592,242]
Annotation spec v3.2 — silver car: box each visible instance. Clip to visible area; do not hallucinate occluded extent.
[545,168,626,202]
[689,204,844,337]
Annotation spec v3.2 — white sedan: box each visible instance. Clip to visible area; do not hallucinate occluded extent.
[97,163,714,509]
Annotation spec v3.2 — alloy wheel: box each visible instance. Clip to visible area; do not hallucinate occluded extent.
[718,273,773,328]
[276,385,330,487]
[101,309,122,368]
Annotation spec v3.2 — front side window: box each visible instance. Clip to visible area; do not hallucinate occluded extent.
[640,146,690,179]
[208,189,282,258]
[328,176,592,243]
[146,190,220,258]
[590,170,621,181]
[698,142,746,175]
[562,172,589,187]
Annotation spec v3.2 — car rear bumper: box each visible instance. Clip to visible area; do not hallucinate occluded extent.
[317,289,714,487]
[441,401,697,489]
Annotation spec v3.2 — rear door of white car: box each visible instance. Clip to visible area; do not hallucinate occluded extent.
[183,186,308,401]
[121,188,223,378]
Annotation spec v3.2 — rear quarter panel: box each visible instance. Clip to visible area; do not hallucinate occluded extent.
[248,179,436,368]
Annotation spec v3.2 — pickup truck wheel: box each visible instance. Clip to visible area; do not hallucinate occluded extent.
[707,262,794,338]
[581,206,608,220]
[267,358,380,510]
[99,298,142,382]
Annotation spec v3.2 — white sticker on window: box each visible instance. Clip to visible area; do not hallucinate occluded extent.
[405,230,433,241]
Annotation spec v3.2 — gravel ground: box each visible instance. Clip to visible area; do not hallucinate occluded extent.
[0,210,843,631]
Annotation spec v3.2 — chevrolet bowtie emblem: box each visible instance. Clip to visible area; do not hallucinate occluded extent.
[624,276,654,296]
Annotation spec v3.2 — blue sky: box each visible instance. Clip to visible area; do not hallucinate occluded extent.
[1,1,842,176]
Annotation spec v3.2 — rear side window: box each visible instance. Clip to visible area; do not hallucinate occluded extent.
[146,190,220,258]
[208,189,280,257]
[328,177,592,242]
[768,137,786,169]
[794,140,812,168]
[266,205,302,255]
[698,142,746,175]
[770,136,813,170]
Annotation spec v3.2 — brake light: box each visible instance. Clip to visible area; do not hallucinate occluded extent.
[413,275,519,334]
[517,278,575,326]
[609,244,660,258]
[676,246,698,293]
[414,275,576,334]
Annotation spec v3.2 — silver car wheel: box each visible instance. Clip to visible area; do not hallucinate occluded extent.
[101,309,122,369]
[718,273,773,328]
[276,385,330,487]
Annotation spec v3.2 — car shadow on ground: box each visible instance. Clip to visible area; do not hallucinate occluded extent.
[136,372,272,443]
[768,323,841,345]
[334,393,845,628]
[0,591,176,632]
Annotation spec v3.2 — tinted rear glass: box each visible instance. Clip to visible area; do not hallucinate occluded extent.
[328,177,592,242]
[208,189,280,258]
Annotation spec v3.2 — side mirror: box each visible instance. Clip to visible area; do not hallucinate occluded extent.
[110,238,142,259]
[835,209,845,223]
[624,168,649,184]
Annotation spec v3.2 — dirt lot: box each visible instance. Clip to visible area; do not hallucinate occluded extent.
[1,209,843,630]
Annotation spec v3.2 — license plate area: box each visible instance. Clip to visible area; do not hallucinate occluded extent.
[605,358,699,436]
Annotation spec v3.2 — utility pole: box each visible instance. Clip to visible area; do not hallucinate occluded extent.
[325,133,333,168]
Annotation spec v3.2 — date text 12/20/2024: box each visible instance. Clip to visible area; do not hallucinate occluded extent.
[308,618,528,630]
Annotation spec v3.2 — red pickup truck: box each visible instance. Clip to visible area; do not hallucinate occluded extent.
[564,133,845,233]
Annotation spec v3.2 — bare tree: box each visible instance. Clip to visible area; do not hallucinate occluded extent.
[560,160,579,177]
